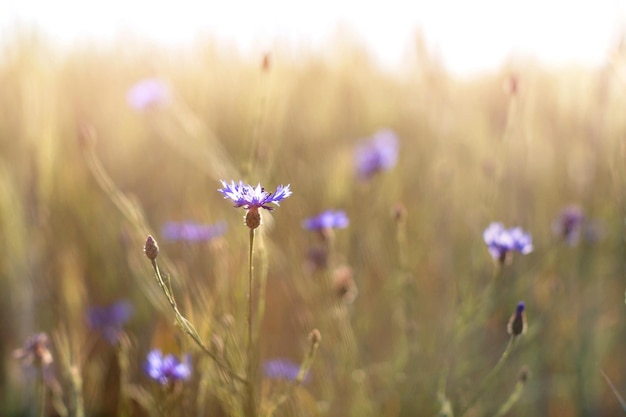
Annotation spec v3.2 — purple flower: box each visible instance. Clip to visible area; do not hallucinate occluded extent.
[483,222,533,263]
[354,129,399,179]
[218,181,291,211]
[145,349,192,385]
[13,333,53,369]
[162,221,227,242]
[86,301,133,345]
[263,358,309,383]
[552,206,584,246]
[303,210,349,231]
[218,180,292,229]
[14,333,58,388]
[127,78,170,110]
[507,301,527,337]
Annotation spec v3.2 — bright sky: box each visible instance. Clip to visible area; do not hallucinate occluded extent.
[3,0,626,75]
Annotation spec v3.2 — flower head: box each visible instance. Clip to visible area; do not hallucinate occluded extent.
[127,78,170,110]
[219,180,291,211]
[552,206,584,246]
[162,221,227,242]
[14,333,53,370]
[303,210,349,231]
[218,180,292,229]
[483,222,533,263]
[145,349,192,385]
[354,129,399,179]
[507,301,527,337]
[14,333,60,390]
[86,300,133,345]
[263,358,309,383]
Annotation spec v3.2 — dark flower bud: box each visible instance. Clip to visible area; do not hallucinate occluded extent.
[507,301,527,337]
[333,265,358,305]
[518,366,530,383]
[144,235,159,260]
[308,329,321,346]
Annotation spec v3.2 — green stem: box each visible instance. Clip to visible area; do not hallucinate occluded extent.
[246,227,257,417]
[149,259,247,383]
[39,369,46,417]
[265,334,320,417]
[254,233,269,356]
[69,366,85,417]
[459,336,516,417]
[492,374,527,417]
[601,369,626,412]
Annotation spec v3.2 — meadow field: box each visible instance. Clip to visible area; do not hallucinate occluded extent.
[1,30,625,416]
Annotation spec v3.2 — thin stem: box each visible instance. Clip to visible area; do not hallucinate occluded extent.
[492,374,528,417]
[69,365,85,417]
[459,336,516,417]
[246,227,257,417]
[254,236,269,349]
[39,369,46,417]
[601,369,626,412]
[265,334,321,417]
[149,258,247,384]
[117,335,131,417]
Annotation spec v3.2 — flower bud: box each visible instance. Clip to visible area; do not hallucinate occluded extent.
[144,235,159,260]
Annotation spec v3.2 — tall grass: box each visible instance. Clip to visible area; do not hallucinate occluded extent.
[2,28,626,416]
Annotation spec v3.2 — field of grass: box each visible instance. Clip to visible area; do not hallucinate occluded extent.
[1,29,625,417]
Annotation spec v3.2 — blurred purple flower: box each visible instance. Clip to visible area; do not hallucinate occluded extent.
[552,206,585,246]
[145,349,192,385]
[14,332,53,369]
[162,221,227,242]
[263,358,309,383]
[14,333,60,389]
[354,129,399,179]
[303,210,349,231]
[86,300,133,345]
[483,222,533,263]
[127,78,170,110]
[219,180,291,211]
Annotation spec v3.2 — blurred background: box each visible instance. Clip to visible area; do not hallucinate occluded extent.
[4,0,626,75]
[1,1,626,416]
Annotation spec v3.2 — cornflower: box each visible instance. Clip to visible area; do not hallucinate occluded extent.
[354,129,399,179]
[218,180,291,229]
[303,210,349,231]
[161,221,227,242]
[507,301,527,337]
[145,349,192,385]
[86,300,133,345]
[483,222,533,263]
[14,333,53,370]
[552,206,584,246]
[263,358,310,383]
[127,78,170,110]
